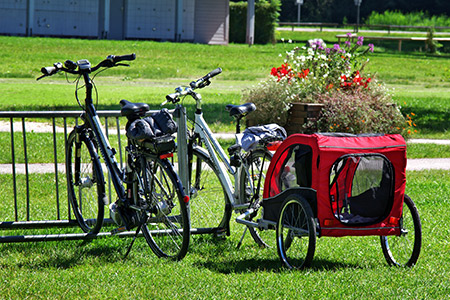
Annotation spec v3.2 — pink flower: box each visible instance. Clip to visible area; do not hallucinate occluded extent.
[357,36,364,46]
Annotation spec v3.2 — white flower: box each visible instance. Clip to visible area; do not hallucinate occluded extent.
[281,38,285,42]
[288,39,292,44]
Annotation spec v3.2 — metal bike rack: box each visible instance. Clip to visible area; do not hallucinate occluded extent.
[0,110,145,243]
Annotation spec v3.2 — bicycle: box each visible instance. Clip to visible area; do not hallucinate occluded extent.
[37,54,190,260]
[164,68,285,247]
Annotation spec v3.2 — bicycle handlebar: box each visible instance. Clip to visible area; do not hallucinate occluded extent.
[189,67,222,89]
[110,53,136,64]
[37,53,136,80]
[164,68,222,104]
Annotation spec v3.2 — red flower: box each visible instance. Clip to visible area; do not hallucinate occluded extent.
[270,65,309,82]
[271,67,278,77]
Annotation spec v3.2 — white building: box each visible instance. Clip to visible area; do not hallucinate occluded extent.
[0,0,229,44]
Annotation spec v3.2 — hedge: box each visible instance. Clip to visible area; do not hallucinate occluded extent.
[229,0,281,44]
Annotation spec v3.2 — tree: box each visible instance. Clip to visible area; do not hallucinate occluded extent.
[279,0,449,23]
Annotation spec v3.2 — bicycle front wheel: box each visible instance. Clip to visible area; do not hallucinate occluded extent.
[139,157,190,260]
[188,147,229,235]
[66,129,105,233]
[380,194,422,267]
[239,148,274,248]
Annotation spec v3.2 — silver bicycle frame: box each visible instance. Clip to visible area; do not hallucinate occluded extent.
[175,97,246,210]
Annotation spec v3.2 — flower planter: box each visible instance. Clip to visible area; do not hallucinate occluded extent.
[285,103,324,135]
[246,102,324,135]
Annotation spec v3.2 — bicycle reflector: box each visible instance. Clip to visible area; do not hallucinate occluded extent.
[267,141,282,151]
[183,195,190,203]
[159,153,174,159]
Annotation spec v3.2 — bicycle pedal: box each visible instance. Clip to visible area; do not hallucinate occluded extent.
[111,226,128,235]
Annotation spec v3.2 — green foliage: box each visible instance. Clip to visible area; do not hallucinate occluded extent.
[229,0,281,44]
[311,89,407,135]
[242,77,292,125]
[426,28,443,54]
[366,10,450,28]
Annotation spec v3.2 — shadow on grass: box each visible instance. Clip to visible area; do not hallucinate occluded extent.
[188,235,366,274]
[0,239,129,269]
[194,256,365,274]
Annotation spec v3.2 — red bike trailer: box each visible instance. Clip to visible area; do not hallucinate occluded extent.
[260,133,421,269]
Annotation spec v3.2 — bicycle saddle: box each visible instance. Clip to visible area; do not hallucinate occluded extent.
[225,102,256,118]
[120,99,150,118]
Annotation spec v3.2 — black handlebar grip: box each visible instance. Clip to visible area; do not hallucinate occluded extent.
[206,68,222,79]
[166,93,180,102]
[41,66,56,75]
[113,53,136,63]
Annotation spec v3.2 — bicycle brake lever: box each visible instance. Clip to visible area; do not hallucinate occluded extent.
[115,63,130,67]
[36,74,47,81]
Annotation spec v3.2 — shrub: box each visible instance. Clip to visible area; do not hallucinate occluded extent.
[365,10,450,28]
[307,88,407,134]
[243,35,412,136]
[229,0,281,44]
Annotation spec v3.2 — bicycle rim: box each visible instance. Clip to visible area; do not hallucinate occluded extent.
[140,158,190,260]
[240,149,274,248]
[187,147,229,235]
[66,130,105,233]
[380,194,422,267]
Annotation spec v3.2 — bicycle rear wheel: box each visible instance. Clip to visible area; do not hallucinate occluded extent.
[380,194,422,267]
[138,157,190,260]
[239,149,274,247]
[276,195,316,269]
[66,129,105,233]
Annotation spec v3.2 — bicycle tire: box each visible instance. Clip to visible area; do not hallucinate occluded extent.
[276,195,316,269]
[139,157,190,260]
[66,129,105,233]
[187,147,230,235]
[380,194,422,267]
[239,148,274,248]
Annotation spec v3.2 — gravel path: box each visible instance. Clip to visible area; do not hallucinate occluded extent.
[1,121,450,173]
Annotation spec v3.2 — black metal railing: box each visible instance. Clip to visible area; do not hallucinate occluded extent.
[0,110,149,242]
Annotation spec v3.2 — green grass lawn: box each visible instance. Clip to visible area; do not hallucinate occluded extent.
[0,170,449,298]
[1,33,450,298]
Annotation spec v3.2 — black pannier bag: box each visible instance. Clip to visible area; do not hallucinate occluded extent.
[126,108,177,154]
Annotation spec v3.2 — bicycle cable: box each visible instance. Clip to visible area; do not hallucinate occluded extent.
[74,71,100,111]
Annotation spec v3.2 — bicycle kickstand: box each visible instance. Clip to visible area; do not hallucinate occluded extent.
[123,224,142,259]
[236,227,248,250]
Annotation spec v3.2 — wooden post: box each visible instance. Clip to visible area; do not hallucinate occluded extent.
[246,0,255,45]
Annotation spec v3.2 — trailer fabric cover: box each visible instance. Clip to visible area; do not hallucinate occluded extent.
[263,133,407,237]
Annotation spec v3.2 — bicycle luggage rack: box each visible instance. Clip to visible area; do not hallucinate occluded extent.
[0,110,172,243]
